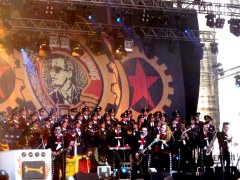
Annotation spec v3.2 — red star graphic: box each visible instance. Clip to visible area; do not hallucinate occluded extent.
[128,59,159,107]
[0,65,11,99]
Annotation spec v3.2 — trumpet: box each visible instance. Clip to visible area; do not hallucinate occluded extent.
[179,128,191,141]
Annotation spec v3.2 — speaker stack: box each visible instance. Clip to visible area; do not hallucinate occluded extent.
[0,149,52,180]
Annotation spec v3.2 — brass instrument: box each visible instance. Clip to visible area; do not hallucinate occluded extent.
[178,127,191,141]
[206,129,218,156]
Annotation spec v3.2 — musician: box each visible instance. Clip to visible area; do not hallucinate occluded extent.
[46,124,72,180]
[173,120,191,172]
[154,121,162,135]
[195,112,204,129]
[125,109,135,128]
[68,108,78,123]
[108,108,118,126]
[132,127,152,180]
[5,121,22,150]
[85,119,98,155]
[75,112,87,128]
[104,112,115,134]
[198,121,215,172]
[71,121,85,156]
[141,108,149,122]
[188,115,201,170]
[217,122,232,173]
[137,114,147,130]
[147,113,156,138]
[111,123,126,147]
[29,120,43,149]
[154,123,175,172]
[38,108,47,127]
[94,106,104,122]
[97,122,110,163]
[82,106,90,121]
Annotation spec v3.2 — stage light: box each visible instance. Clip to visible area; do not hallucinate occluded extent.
[85,8,93,20]
[88,15,92,20]
[71,41,84,57]
[116,17,121,22]
[205,13,216,28]
[38,41,51,57]
[176,13,189,32]
[20,48,24,52]
[119,167,128,179]
[0,170,9,180]
[215,18,225,28]
[213,63,224,76]
[234,75,240,87]
[210,42,218,54]
[228,19,240,37]
[124,39,134,52]
[113,10,122,23]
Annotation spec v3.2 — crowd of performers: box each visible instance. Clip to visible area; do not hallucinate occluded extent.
[0,106,234,179]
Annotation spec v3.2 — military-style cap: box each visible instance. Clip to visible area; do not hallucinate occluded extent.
[121,112,128,118]
[172,109,180,117]
[94,106,102,112]
[91,112,98,118]
[20,107,27,113]
[141,108,149,113]
[137,114,144,120]
[148,113,155,119]
[82,106,89,112]
[70,108,78,112]
[108,108,116,114]
[38,108,45,112]
[125,109,132,115]
[204,115,212,121]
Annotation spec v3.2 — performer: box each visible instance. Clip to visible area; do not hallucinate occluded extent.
[217,122,232,173]
[198,120,215,172]
[46,124,72,180]
[153,123,175,172]
[132,127,152,180]
[173,120,191,172]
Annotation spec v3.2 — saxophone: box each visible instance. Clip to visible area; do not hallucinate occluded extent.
[206,129,218,156]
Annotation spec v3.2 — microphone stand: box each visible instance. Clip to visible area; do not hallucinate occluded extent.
[40,135,45,149]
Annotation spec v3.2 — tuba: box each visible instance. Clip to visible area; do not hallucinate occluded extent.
[206,129,218,156]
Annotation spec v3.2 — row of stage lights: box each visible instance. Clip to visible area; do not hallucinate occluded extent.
[205,13,240,37]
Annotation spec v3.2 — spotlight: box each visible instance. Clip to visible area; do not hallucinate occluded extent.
[0,170,9,180]
[38,41,51,57]
[85,8,93,20]
[142,9,150,26]
[215,18,225,28]
[213,63,224,76]
[119,167,128,179]
[71,41,84,57]
[176,13,189,32]
[234,74,240,87]
[124,39,134,52]
[210,42,218,54]
[88,15,92,20]
[113,10,122,23]
[205,13,215,28]
[228,19,240,37]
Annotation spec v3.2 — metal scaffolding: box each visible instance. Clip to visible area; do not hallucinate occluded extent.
[4,18,216,42]
[30,0,240,17]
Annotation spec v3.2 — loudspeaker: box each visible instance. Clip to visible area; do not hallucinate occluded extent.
[0,149,51,180]
[74,173,99,180]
